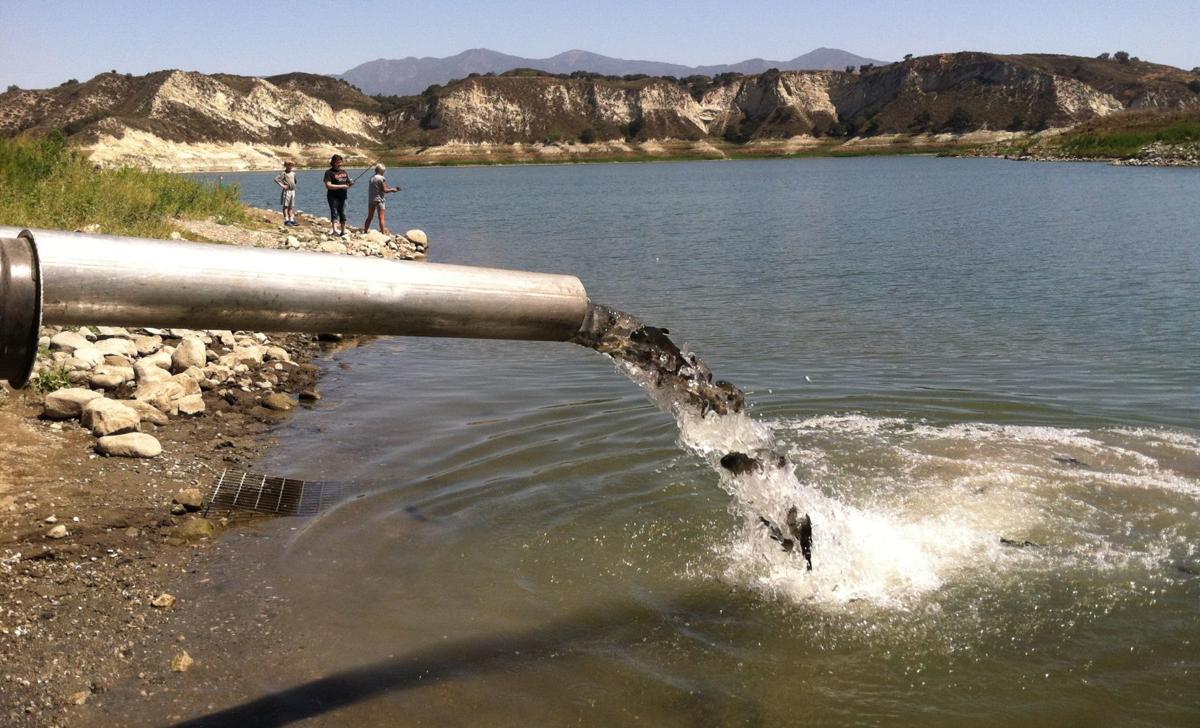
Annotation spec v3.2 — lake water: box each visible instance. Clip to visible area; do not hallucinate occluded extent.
[150,158,1199,725]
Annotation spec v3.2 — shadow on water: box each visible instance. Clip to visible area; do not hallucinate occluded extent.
[171,587,763,728]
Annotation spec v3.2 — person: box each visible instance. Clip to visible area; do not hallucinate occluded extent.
[322,154,353,236]
[273,161,298,226]
[362,163,399,234]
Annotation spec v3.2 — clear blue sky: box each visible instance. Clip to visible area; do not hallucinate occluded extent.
[2,0,1197,89]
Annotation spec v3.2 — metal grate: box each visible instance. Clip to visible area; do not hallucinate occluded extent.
[204,468,344,517]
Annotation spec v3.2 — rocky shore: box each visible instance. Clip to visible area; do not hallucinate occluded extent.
[0,210,427,725]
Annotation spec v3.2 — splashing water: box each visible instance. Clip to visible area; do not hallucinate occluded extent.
[574,304,1200,610]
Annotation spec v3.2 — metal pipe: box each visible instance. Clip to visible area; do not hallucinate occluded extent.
[0,227,591,388]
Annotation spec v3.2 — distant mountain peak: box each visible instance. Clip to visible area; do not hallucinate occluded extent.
[338,47,888,95]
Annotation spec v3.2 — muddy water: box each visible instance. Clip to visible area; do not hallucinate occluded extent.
[116,157,1200,725]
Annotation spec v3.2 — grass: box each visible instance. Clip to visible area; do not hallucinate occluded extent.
[1050,112,1200,159]
[0,133,246,237]
[31,366,71,393]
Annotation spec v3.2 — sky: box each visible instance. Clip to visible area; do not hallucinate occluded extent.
[2,0,1198,89]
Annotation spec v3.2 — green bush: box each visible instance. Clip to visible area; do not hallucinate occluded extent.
[32,366,71,393]
[0,134,245,238]
[579,127,597,144]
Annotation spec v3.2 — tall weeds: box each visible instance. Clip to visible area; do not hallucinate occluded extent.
[0,134,245,237]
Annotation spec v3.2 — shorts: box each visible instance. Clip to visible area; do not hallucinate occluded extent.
[280,189,295,207]
[327,194,347,223]
[369,197,385,211]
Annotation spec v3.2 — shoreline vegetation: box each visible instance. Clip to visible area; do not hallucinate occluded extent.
[0,140,427,725]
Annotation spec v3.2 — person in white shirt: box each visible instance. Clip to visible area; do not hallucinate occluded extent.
[273,161,298,226]
[362,163,399,234]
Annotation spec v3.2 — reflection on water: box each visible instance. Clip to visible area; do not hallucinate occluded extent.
[120,158,1200,725]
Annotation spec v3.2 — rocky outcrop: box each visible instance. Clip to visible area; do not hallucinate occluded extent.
[3,53,1198,168]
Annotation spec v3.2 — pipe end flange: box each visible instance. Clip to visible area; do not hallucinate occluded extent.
[0,231,42,389]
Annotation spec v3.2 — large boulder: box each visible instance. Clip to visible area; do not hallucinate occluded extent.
[43,388,103,420]
[404,229,428,246]
[82,397,141,436]
[171,336,207,373]
[49,331,91,353]
[96,433,161,458]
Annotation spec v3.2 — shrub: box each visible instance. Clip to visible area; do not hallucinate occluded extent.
[1097,52,1110,60]
[579,127,597,144]
[623,117,645,140]
[0,134,245,238]
[1114,51,1130,64]
[909,110,933,132]
[1189,80,1200,94]
[32,367,71,394]
[904,54,914,62]
[945,107,974,133]
[5,84,17,93]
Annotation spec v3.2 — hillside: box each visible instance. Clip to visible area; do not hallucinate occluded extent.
[339,47,888,96]
[2,52,1198,170]
[383,54,1200,145]
[0,71,382,170]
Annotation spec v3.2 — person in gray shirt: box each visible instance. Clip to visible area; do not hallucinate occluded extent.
[362,163,399,234]
[273,160,297,226]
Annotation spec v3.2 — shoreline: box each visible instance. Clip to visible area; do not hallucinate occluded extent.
[0,208,424,725]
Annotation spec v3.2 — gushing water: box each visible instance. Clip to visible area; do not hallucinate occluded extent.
[574,304,1200,610]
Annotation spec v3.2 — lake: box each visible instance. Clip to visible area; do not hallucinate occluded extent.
[149,157,1200,725]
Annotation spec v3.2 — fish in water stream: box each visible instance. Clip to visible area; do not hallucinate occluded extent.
[574,303,814,568]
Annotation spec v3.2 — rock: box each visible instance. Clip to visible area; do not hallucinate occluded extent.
[263,346,290,362]
[44,515,57,523]
[67,346,106,368]
[93,337,138,358]
[261,393,295,411]
[363,229,389,244]
[142,349,174,371]
[170,503,187,515]
[131,334,163,356]
[69,690,90,706]
[133,380,186,414]
[168,231,184,241]
[298,389,321,402]
[49,331,91,353]
[96,432,162,458]
[209,330,237,347]
[95,325,132,339]
[67,370,91,385]
[124,526,140,538]
[43,388,103,419]
[176,518,215,541]
[125,399,170,426]
[151,593,177,609]
[286,235,300,248]
[173,488,204,511]
[171,336,207,373]
[46,524,68,539]
[404,229,428,246]
[318,240,347,254]
[82,397,141,436]
[218,346,265,368]
[171,373,202,396]
[103,354,133,367]
[170,650,194,672]
[134,360,172,383]
[89,364,133,390]
[177,394,206,415]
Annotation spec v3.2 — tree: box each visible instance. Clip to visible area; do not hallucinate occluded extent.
[1007,114,1026,131]
[5,84,17,93]
[903,54,914,62]
[1192,66,1200,74]
[1097,52,1111,60]
[579,127,597,144]
[1188,80,1200,94]
[909,110,933,132]
[1114,50,1131,64]
[844,65,856,73]
[945,107,974,133]
[859,63,875,74]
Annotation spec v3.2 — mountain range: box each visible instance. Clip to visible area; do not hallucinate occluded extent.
[338,47,888,96]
